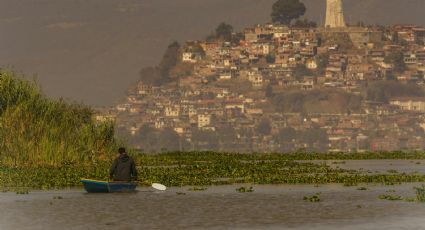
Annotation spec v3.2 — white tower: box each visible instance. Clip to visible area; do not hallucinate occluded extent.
[325,0,346,28]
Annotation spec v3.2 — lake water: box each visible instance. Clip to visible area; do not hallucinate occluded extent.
[1,183,425,230]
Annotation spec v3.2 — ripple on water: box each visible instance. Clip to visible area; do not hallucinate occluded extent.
[0,184,425,230]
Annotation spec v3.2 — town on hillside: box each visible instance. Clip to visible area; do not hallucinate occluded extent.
[98,2,425,153]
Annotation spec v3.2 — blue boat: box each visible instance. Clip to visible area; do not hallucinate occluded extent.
[80,179,137,193]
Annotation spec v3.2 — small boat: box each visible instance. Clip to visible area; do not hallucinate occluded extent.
[80,178,137,193]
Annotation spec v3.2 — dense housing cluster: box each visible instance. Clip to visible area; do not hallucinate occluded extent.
[102,23,425,153]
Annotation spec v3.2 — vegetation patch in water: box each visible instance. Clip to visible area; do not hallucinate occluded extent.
[414,185,425,202]
[304,193,321,202]
[189,187,207,191]
[378,194,403,201]
[236,186,254,193]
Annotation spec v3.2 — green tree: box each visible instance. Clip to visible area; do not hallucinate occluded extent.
[139,41,181,86]
[231,32,245,45]
[271,0,306,25]
[316,53,329,74]
[215,22,234,41]
[159,41,181,78]
[366,81,424,103]
[384,51,406,73]
[293,18,317,28]
[294,64,313,81]
[256,119,272,136]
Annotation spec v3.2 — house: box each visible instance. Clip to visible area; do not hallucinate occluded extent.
[198,114,212,128]
[390,97,425,112]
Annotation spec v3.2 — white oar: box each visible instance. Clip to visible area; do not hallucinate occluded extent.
[152,183,167,191]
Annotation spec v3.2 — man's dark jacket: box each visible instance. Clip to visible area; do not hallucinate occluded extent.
[109,154,138,181]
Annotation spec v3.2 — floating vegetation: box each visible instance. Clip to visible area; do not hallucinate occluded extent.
[387,170,398,174]
[188,187,207,191]
[3,153,425,191]
[304,193,321,202]
[53,196,63,199]
[236,186,254,193]
[378,194,403,201]
[16,189,29,195]
[386,189,396,193]
[404,197,416,202]
[414,185,425,202]
[176,192,186,195]
[357,187,368,191]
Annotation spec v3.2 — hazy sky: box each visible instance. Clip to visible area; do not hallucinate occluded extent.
[0,0,424,106]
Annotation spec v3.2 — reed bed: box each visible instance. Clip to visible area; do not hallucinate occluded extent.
[0,70,117,166]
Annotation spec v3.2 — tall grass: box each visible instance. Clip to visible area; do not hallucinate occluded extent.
[0,70,117,166]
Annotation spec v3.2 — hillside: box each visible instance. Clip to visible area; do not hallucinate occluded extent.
[0,0,423,105]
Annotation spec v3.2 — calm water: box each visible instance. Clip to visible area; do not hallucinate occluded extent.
[314,159,425,174]
[1,183,425,230]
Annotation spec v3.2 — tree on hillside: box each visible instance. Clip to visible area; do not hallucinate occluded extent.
[139,41,181,86]
[159,41,181,78]
[316,53,329,74]
[366,81,424,103]
[294,64,313,81]
[294,18,317,28]
[215,22,234,42]
[256,119,272,136]
[271,0,306,25]
[384,51,406,73]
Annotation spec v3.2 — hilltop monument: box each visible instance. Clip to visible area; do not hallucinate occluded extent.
[325,0,346,28]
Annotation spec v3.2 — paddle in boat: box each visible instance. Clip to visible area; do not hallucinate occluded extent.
[80,178,137,193]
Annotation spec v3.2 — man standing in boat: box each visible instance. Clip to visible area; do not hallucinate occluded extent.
[109,147,138,182]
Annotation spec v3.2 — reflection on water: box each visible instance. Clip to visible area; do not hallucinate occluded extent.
[1,183,425,230]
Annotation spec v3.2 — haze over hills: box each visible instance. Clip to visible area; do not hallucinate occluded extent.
[0,0,424,106]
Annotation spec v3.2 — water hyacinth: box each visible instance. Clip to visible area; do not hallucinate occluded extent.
[414,185,425,202]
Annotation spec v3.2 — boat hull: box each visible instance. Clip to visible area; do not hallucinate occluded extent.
[81,179,137,193]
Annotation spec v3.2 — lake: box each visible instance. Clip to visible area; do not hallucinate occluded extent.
[1,183,425,230]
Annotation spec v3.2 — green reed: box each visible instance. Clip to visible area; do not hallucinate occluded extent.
[0,70,118,166]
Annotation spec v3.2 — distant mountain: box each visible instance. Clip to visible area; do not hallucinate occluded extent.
[0,0,423,106]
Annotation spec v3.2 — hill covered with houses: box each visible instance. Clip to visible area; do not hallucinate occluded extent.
[104,21,425,153]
